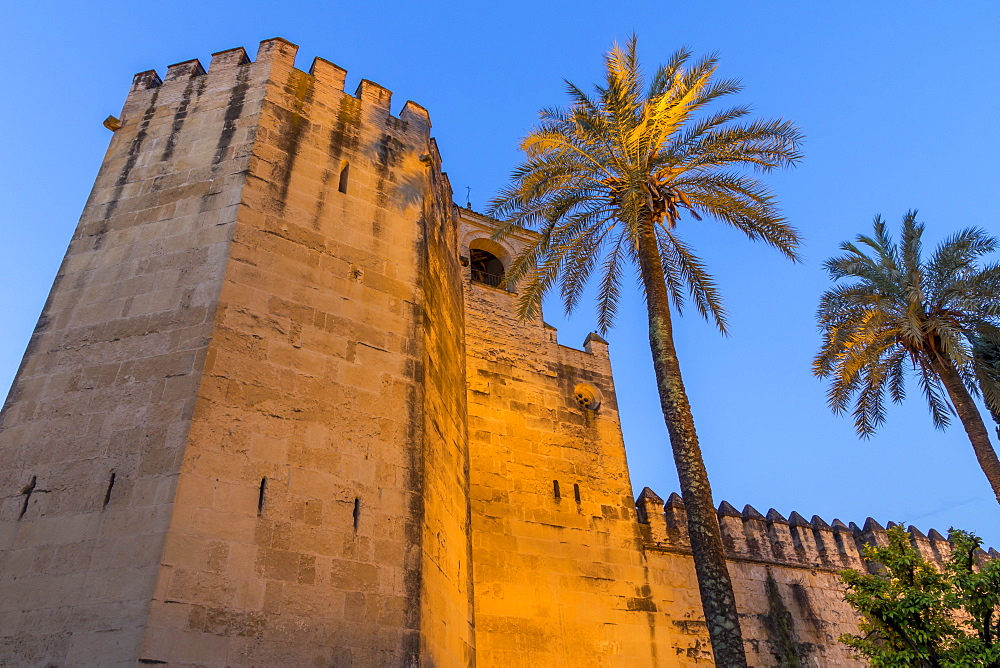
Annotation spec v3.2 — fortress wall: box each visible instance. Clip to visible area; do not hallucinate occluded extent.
[637,491,964,666]
[460,211,672,667]
[136,40,473,665]
[0,41,260,664]
[641,547,862,666]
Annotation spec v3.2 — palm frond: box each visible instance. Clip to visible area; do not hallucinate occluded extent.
[681,172,801,261]
[916,364,952,430]
[657,227,728,333]
[595,231,629,334]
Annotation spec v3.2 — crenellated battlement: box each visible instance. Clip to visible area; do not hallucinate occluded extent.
[636,487,991,572]
[123,37,431,131]
[164,58,206,83]
[210,46,251,71]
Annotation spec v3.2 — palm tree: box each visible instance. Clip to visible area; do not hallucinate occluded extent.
[814,211,1000,503]
[488,36,803,666]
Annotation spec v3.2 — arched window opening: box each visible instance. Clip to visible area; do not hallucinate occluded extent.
[470,248,505,288]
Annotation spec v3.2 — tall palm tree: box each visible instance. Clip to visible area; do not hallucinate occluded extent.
[814,212,1000,502]
[489,36,803,666]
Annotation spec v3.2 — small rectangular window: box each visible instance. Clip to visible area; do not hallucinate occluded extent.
[553,480,561,499]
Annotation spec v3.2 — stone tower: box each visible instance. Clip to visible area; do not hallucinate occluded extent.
[0,38,473,665]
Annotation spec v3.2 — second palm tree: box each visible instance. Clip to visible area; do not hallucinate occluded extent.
[815,212,1000,503]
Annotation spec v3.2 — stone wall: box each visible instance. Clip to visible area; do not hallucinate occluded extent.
[136,39,474,666]
[635,491,976,666]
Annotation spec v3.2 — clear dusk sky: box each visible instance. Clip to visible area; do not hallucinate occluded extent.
[3,1,999,545]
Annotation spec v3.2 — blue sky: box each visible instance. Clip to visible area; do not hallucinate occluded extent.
[3,1,1000,545]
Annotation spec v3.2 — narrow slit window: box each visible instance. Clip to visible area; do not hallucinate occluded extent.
[103,471,117,509]
[338,161,350,194]
[553,480,561,499]
[573,483,581,504]
[258,478,267,516]
[19,475,37,520]
[353,497,361,531]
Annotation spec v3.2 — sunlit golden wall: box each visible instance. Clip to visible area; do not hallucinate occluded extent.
[460,210,682,666]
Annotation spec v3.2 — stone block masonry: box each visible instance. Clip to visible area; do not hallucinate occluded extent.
[1,38,991,667]
[0,38,266,665]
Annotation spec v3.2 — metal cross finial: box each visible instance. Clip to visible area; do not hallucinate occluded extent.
[466,186,472,209]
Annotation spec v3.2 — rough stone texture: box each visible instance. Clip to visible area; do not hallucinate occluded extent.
[137,39,474,667]
[0,38,981,667]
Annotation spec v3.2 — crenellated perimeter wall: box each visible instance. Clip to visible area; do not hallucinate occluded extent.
[636,487,992,666]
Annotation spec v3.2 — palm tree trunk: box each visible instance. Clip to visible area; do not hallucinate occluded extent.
[635,219,748,666]
[933,358,1000,504]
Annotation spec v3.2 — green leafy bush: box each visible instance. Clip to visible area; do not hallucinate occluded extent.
[840,525,1000,667]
